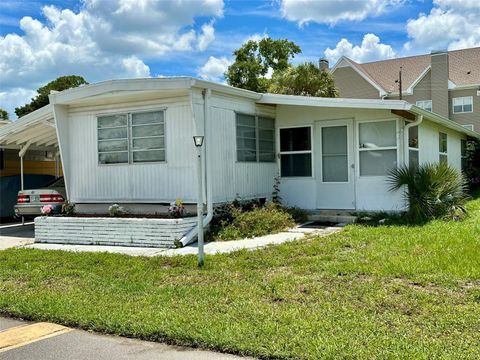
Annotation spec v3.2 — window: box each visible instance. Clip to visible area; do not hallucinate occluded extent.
[358,120,397,176]
[439,132,448,164]
[408,126,419,168]
[279,127,312,177]
[461,139,468,171]
[453,96,473,113]
[416,100,432,112]
[322,126,348,182]
[97,110,165,165]
[236,114,275,162]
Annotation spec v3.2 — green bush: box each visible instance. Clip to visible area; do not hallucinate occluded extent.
[210,202,296,241]
[388,162,468,223]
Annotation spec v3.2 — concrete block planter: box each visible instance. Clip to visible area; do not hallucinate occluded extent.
[34,216,197,248]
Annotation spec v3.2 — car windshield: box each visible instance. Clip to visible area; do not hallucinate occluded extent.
[42,177,65,188]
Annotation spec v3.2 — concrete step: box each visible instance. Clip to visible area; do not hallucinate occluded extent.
[307,214,357,224]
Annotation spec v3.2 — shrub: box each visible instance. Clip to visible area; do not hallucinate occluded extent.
[211,202,295,241]
[108,204,126,217]
[464,139,480,189]
[61,201,75,216]
[388,162,468,223]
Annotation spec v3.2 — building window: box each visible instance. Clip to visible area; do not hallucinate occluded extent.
[461,139,468,171]
[97,110,165,165]
[279,127,312,177]
[439,132,448,164]
[408,126,419,168]
[416,100,432,112]
[236,114,275,162]
[358,120,397,176]
[453,96,473,113]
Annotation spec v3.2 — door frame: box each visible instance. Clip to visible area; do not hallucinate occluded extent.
[315,118,356,210]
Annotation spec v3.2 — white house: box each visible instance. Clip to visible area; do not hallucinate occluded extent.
[0,77,477,246]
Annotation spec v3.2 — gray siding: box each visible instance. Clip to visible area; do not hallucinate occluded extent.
[449,89,480,131]
[431,53,449,117]
[332,66,380,99]
[389,70,432,105]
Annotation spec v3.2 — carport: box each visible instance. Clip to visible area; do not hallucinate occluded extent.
[0,105,60,221]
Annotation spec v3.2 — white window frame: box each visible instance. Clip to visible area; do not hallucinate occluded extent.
[408,125,419,168]
[97,108,167,166]
[278,125,314,178]
[416,100,432,112]
[357,119,399,178]
[235,113,275,163]
[452,96,473,114]
[439,132,448,164]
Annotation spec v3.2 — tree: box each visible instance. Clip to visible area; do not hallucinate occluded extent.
[268,62,338,97]
[15,75,88,118]
[225,38,301,93]
[0,108,8,120]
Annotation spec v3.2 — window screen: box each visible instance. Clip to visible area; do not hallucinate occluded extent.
[279,127,312,177]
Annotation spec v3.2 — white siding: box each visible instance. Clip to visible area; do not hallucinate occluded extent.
[59,94,197,203]
[193,89,277,203]
[275,105,404,211]
[418,119,464,170]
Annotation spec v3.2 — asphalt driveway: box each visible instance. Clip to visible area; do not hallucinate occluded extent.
[0,222,35,250]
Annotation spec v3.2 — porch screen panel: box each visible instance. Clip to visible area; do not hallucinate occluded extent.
[131,111,165,163]
[280,127,312,177]
[97,114,128,164]
[322,126,348,182]
[358,120,397,176]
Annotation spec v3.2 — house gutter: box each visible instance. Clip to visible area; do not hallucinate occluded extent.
[180,88,213,247]
[404,114,423,166]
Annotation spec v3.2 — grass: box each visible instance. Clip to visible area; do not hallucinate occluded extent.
[0,198,479,359]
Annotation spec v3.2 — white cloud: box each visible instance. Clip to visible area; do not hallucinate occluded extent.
[0,0,224,118]
[280,0,403,25]
[405,0,480,51]
[198,56,232,82]
[198,22,215,51]
[325,33,396,63]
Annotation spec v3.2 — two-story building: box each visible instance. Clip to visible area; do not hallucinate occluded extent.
[329,47,480,131]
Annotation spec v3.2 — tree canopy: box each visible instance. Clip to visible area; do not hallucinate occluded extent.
[15,75,88,118]
[225,38,301,93]
[268,62,338,97]
[225,38,337,97]
[0,108,8,120]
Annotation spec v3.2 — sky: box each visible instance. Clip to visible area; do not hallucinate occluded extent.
[1,0,479,119]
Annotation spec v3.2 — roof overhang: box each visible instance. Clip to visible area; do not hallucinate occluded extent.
[258,93,480,139]
[49,77,261,106]
[0,104,58,151]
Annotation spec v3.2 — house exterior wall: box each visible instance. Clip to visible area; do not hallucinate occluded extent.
[275,105,467,212]
[418,119,464,171]
[332,66,381,99]
[192,89,277,203]
[449,89,480,130]
[390,70,432,105]
[57,93,198,206]
[275,105,405,211]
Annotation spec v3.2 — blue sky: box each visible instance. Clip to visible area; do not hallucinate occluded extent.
[1,0,479,118]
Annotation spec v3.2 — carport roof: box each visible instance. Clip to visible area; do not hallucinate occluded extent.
[0,105,57,151]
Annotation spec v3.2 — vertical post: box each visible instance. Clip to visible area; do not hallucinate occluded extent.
[196,146,204,267]
[20,154,24,225]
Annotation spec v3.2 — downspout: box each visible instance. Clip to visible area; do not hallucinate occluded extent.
[180,87,213,247]
[404,114,423,166]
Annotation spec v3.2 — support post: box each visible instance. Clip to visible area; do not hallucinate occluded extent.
[196,146,204,267]
[19,141,32,226]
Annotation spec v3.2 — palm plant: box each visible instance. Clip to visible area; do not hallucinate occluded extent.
[388,163,469,222]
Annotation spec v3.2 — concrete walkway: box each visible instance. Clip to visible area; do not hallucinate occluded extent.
[0,223,341,257]
[0,317,250,359]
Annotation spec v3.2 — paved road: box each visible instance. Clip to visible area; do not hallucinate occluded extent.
[0,317,251,360]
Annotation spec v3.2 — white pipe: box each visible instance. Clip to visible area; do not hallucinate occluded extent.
[180,88,213,247]
[404,114,423,166]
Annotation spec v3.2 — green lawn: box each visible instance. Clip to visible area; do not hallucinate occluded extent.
[1,199,479,359]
